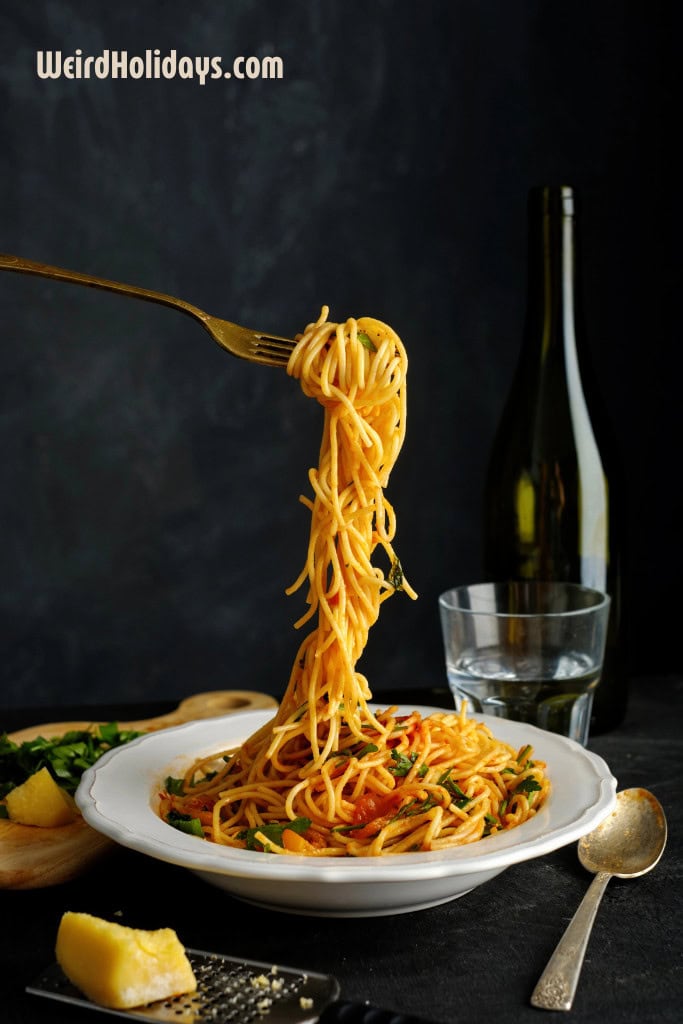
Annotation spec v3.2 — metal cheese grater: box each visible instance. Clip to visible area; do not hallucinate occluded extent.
[27,948,438,1024]
[27,948,338,1023]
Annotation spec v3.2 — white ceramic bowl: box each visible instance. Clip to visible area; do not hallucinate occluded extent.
[77,706,617,917]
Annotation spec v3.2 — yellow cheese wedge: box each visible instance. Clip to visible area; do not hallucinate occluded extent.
[55,912,197,1009]
[5,767,77,826]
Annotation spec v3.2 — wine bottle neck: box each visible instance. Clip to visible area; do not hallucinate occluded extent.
[525,185,580,356]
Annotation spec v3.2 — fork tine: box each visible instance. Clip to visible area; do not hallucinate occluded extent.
[250,351,290,367]
[253,331,298,350]
[251,332,298,363]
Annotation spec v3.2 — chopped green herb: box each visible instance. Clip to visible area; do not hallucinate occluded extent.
[166,810,204,838]
[395,798,426,819]
[515,777,542,795]
[293,702,308,722]
[516,745,532,764]
[437,769,471,809]
[483,814,498,837]
[0,723,145,799]
[393,793,440,820]
[389,749,418,777]
[330,742,379,762]
[237,817,312,852]
[164,776,187,796]
[357,331,377,353]
[97,722,141,746]
[387,558,404,591]
[355,743,379,759]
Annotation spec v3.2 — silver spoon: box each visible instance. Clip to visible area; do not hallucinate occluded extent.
[531,787,667,1012]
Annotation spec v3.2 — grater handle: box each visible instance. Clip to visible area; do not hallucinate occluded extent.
[318,1000,441,1024]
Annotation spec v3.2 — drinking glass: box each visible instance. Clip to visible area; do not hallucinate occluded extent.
[438,582,611,745]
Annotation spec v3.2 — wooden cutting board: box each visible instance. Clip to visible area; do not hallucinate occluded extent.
[0,689,277,890]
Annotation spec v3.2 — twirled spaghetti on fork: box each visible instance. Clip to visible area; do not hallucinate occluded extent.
[159,309,550,855]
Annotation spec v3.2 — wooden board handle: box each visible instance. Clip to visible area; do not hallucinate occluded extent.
[123,689,277,731]
[6,689,278,744]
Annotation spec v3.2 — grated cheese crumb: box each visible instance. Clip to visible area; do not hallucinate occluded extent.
[300,996,314,1010]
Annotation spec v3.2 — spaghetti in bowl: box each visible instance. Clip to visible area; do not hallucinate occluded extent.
[77,706,616,917]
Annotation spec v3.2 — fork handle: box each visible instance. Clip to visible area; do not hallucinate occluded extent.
[0,252,211,327]
[530,870,612,1011]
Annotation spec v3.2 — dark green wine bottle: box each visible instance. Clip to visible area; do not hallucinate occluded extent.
[483,185,627,734]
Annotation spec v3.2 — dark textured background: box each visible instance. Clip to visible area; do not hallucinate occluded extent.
[0,2,678,709]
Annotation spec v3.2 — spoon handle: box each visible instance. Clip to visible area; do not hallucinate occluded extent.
[530,870,612,1011]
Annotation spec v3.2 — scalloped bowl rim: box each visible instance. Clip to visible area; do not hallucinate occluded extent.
[77,705,617,887]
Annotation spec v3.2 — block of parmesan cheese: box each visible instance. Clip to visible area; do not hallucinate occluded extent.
[55,912,197,1009]
[5,766,77,827]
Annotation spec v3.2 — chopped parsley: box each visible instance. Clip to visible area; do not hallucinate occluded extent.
[293,702,308,722]
[330,743,379,761]
[514,777,542,795]
[0,723,145,799]
[483,813,499,837]
[388,750,426,778]
[357,331,377,353]
[237,817,312,852]
[394,796,434,820]
[387,558,404,591]
[164,775,187,796]
[166,810,204,838]
[437,769,471,809]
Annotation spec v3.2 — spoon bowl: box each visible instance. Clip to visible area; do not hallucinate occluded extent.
[579,787,667,878]
[531,787,667,1011]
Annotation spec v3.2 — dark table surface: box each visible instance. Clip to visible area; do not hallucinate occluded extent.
[2,676,681,1024]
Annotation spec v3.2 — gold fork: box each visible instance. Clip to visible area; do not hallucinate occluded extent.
[0,253,297,368]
